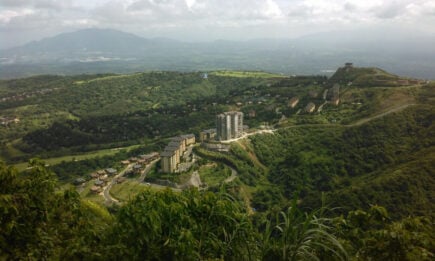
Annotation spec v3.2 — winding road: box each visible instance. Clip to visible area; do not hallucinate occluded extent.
[102,163,134,205]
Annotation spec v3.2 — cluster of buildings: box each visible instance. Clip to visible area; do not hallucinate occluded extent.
[161,134,195,173]
[86,168,118,193]
[0,88,58,103]
[1,116,19,126]
[75,152,161,193]
[121,152,160,173]
[161,111,245,173]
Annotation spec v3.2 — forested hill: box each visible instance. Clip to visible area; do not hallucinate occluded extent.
[0,71,285,161]
[249,104,434,219]
[328,65,425,87]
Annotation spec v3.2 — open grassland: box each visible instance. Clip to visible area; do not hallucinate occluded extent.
[110,179,163,202]
[74,73,142,84]
[13,144,140,171]
[211,70,286,78]
[197,163,230,186]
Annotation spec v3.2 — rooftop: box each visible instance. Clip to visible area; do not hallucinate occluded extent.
[171,136,186,142]
[201,128,216,134]
[164,145,179,152]
[168,141,182,147]
[106,168,117,173]
[160,151,175,157]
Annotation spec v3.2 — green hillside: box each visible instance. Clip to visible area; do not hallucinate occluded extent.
[328,65,422,87]
[249,105,434,219]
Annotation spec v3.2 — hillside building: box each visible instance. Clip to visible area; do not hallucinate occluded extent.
[305,102,316,113]
[216,111,244,141]
[171,136,186,152]
[327,84,340,106]
[200,129,216,142]
[288,97,299,108]
[161,150,177,173]
[181,134,196,145]
[160,134,196,173]
[164,145,181,164]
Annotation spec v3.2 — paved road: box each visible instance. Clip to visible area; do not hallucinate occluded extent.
[272,103,417,132]
[349,103,416,127]
[102,163,134,205]
[224,167,238,183]
[138,158,159,182]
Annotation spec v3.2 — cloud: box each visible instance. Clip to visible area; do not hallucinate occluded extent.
[0,0,434,48]
[0,0,74,10]
[374,0,409,19]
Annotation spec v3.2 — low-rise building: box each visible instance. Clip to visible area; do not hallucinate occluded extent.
[74,178,86,185]
[327,84,340,105]
[139,152,159,164]
[90,172,99,179]
[288,97,299,108]
[305,102,316,113]
[90,186,102,193]
[99,174,108,182]
[94,179,105,187]
[133,164,142,173]
[105,168,117,176]
[97,170,106,176]
[200,129,217,142]
[201,142,231,152]
[181,134,196,145]
[308,90,318,98]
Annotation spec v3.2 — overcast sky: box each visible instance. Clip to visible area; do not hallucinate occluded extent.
[1,0,435,49]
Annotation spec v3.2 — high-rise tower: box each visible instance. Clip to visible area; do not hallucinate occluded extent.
[216,111,243,141]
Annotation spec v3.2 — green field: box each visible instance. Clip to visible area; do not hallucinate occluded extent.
[210,70,286,78]
[197,163,231,186]
[73,73,142,84]
[13,144,140,171]
[110,179,170,202]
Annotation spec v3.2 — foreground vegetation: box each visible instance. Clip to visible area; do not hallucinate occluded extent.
[1,161,433,260]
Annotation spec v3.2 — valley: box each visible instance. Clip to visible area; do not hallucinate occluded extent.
[1,64,433,260]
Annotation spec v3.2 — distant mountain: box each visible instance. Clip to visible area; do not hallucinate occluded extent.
[0,29,185,64]
[1,28,435,79]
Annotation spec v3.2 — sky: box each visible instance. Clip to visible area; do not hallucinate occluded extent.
[1,0,435,49]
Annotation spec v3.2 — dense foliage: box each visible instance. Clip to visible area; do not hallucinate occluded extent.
[1,161,432,260]
[250,105,434,219]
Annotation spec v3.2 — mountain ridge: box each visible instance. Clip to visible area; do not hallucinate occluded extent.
[1,28,435,79]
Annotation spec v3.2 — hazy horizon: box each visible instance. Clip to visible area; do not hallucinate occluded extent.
[2,0,435,49]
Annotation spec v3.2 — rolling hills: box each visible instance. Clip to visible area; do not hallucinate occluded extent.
[0,65,433,260]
